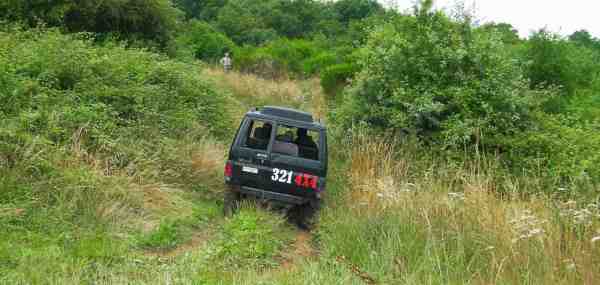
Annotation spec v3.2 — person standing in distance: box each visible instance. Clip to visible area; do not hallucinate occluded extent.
[220,52,232,73]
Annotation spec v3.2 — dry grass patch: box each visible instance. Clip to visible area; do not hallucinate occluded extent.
[338,132,600,283]
[202,67,327,121]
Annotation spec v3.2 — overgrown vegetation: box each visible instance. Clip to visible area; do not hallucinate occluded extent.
[1,0,599,284]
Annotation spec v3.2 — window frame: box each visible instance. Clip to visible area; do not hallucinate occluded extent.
[271,123,322,162]
[238,118,275,152]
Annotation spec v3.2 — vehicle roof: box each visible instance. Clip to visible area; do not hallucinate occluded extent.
[246,106,326,130]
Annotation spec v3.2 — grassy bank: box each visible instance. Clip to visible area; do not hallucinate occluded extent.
[0,28,320,284]
[2,27,599,284]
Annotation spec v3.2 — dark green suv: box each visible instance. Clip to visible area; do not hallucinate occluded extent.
[224,106,327,228]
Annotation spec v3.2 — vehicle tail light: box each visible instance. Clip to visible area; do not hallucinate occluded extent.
[224,161,233,178]
[310,176,318,190]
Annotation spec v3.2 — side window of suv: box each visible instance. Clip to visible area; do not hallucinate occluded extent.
[243,120,272,151]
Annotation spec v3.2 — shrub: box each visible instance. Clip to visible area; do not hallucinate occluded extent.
[0,27,231,168]
[234,38,324,78]
[526,30,599,98]
[173,20,237,63]
[263,38,320,74]
[336,8,552,148]
[320,63,358,94]
[302,52,340,75]
[506,113,600,183]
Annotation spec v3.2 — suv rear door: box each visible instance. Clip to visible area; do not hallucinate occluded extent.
[231,117,326,198]
[266,123,324,198]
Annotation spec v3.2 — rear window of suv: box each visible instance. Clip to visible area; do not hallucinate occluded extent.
[273,124,320,161]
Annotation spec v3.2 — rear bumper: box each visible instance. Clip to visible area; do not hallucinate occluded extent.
[229,185,310,205]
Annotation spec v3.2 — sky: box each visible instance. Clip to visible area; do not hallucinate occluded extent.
[379,0,600,38]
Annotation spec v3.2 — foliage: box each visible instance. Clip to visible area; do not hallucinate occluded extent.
[569,29,600,50]
[526,30,599,96]
[321,63,359,95]
[507,113,600,183]
[137,219,184,249]
[173,20,237,63]
[302,52,341,75]
[337,8,550,148]
[332,0,383,25]
[201,205,293,270]
[0,0,181,46]
[478,22,521,45]
[234,38,323,78]
[173,0,227,21]
[215,0,279,45]
[214,0,328,45]
[0,27,230,143]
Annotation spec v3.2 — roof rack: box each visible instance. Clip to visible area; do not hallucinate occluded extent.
[259,106,314,123]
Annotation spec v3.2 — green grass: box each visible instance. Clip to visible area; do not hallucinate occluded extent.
[137,219,186,250]
[214,204,294,267]
[2,27,598,284]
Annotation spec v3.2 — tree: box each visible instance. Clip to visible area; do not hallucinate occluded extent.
[215,0,278,45]
[479,22,520,44]
[525,29,599,100]
[172,0,227,21]
[1,0,181,46]
[333,0,383,25]
[173,20,237,62]
[337,4,549,148]
[568,30,600,50]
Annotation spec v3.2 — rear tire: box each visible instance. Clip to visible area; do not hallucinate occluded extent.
[293,200,320,230]
[224,187,241,217]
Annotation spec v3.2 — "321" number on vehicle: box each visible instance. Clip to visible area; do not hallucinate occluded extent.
[271,168,317,189]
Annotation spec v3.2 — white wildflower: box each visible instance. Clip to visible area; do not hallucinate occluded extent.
[510,209,546,243]
[448,192,465,201]
[529,228,544,236]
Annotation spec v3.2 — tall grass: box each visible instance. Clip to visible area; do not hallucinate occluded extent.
[317,130,600,284]
[202,67,327,120]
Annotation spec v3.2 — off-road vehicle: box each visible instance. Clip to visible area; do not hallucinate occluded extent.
[224,106,327,228]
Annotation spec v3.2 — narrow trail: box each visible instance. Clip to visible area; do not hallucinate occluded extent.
[183,68,326,273]
[279,230,318,270]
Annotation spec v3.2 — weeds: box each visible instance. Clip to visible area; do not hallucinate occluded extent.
[319,129,600,284]
[202,203,294,270]
[137,220,185,250]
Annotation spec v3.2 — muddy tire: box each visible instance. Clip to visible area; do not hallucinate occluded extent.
[224,188,241,217]
[292,200,320,230]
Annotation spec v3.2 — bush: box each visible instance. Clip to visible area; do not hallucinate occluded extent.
[234,38,324,78]
[336,8,551,148]
[526,30,599,98]
[0,27,231,168]
[506,113,600,183]
[173,20,237,63]
[302,52,340,75]
[320,63,358,94]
